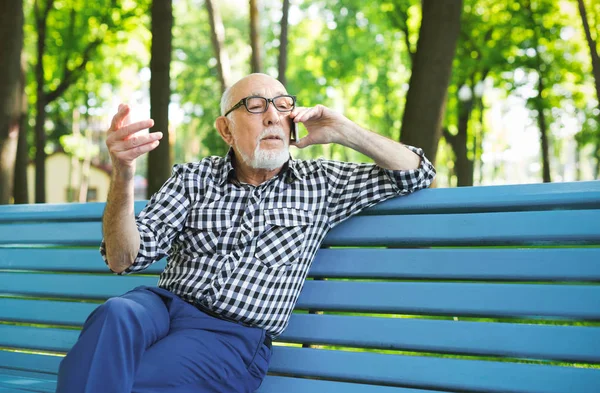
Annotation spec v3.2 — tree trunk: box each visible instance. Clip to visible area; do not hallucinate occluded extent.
[13,98,29,204]
[444,98,474,187]
[0,0,24,204]
[278,0,290,86]
[535,75,551,183]
[205,0,231,93]
[577,0,600,104]
[147,0,173,197]
[524,0,551,183]
[399,0,462,164]
[249,0,262,73]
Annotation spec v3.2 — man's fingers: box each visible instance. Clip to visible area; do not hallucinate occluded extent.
[110,131,163,153]
[109,104,131,132]
[115,119,155,140]
[113,140,161,161]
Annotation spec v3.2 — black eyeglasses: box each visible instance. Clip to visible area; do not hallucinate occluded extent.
[224,95,296,117]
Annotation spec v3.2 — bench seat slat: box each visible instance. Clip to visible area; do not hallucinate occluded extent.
[2,345,599,393]
[269,347,600,393]
[0,370,55,393]
[257,375,439,393]
[2,304,600,363]
[0,373,439,393]
[0,373,443,393]
[3,248,600,282]
[2,274,599,319]
[2,209,600,247]
[282,314,600,363]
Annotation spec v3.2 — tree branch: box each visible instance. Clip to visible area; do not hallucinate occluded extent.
[46,39,102,103]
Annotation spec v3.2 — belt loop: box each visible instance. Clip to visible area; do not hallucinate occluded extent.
[263,334,272,349]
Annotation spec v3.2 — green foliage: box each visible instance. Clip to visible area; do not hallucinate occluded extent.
[22,0,600,187]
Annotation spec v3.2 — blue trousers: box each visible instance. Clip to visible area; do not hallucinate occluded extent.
[56,286,271,393]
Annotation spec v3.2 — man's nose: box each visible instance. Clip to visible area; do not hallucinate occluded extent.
[263,104,281,126]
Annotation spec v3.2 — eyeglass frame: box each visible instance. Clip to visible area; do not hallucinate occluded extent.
[223,95,297,117]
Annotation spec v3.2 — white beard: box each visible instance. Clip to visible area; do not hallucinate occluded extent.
[234,127,289,171]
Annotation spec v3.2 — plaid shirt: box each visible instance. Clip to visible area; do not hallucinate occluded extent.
[100,146,435,337]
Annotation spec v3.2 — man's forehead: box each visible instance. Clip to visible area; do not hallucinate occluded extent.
[231,75,287,100]
[247,90,288,97]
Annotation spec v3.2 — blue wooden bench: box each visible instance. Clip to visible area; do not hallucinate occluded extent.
[1,180,600,393]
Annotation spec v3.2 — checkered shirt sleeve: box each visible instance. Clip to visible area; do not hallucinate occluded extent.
[321,145,435,228]
[100,164,191,274]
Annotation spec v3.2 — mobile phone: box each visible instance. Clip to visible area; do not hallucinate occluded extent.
[289,116,298,142]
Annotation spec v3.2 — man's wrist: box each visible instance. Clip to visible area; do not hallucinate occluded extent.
[335,121,365,150]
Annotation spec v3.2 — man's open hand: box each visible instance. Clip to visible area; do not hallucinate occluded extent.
[106,104,163,180]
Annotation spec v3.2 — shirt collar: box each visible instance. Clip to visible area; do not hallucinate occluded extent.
[215,148,303,186]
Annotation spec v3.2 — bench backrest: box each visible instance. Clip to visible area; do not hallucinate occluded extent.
[1,180,600,393]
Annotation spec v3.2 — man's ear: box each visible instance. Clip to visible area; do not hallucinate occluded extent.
[215,116,234,146]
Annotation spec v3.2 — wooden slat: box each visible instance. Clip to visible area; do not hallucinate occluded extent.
[2,299,599,363]
[281,314,600,363]
[0,222,102,246]
[366,180,600,214]
[1,274,599,319]
[0,298,98,326]
[0,326,78,353]
[310,248,600,281]
[269,347,600,393]
[2,209,599,247]
[296,281,600,319]
[3,248,600,282]
[0,370,55,393]
[1,346,599,393]
[0,273,156,300]
[258,376,437,393]
[0,352,60,375]
[0,249,167,274]
[324,209,600,247]
[0,181,599,223]
[0,372,441,393]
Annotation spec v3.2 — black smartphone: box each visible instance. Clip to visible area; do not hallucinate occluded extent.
[289,116,298,142]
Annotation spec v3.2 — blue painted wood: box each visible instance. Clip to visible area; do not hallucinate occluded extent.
[2,209,598,247]
[3,297,600,363]
[2,344,599,393]
[0,181,598,222]
[0,370,55,393]
[2,274,598,319]
[268,347,600,393]
[0,249,167,274]
[0,326,78,353]
[0,352,60,375]
[325,209,600,246]
[0,298,600,363]
[3,247,600,281]
[0,298,99,326]
[1,181,599,392]
[257,376,438,393]
[280,314,600,363]
[310,248,600,280]
[0,372,442,393]
[296,281,600,319]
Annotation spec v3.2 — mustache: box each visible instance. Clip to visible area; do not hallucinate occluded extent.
[257,127,286,141]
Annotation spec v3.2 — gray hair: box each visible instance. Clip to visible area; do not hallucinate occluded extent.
[220,85,234,117]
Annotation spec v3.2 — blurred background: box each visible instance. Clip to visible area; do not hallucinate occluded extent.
[0,0,598,204]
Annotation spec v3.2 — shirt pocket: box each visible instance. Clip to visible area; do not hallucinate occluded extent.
[184,208,233,255]
[255,208,313,269]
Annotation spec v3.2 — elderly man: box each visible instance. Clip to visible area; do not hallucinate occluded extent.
[56,73,435,393]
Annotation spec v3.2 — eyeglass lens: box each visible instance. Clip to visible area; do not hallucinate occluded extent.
[246,96,294,113]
